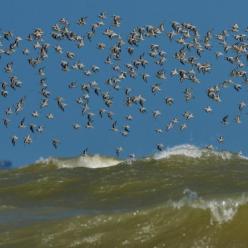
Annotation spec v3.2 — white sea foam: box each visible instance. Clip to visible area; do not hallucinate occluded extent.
[237,152,248,160]
[34,144,248,169]
[154,144,204,160]
[171,188,248,224]
[153,144,248,161]
[35,155,121,169]
[35,156,55,165]
[58,155,121,169]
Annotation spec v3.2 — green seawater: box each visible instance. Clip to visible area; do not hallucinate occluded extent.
[1,153,248,248]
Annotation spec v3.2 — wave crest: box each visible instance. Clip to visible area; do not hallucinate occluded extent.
[171,189,248,224]
[34,144,248,169]
[153,144,247,161]
[154,144,203,159]
[36,155,121,169]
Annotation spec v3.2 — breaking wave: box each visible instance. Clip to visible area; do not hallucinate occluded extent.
[33,144,248,170]
[153,144,247,161]
[170,189,248,224]
[35,154,121,169]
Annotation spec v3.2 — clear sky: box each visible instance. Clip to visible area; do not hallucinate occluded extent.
[1,0,248,166]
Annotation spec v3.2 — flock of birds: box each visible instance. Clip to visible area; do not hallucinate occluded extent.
[1,13,248,158]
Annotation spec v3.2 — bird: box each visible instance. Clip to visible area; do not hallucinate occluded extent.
[180,123,187,131]
[116,147,123,157]
[156,144,164,151]
[152,110,161,119]
[3,118,10,128]
[73,123,81,130]
[18,118,26,129]
[204,106,213,113]
[217,136,224,144]
[239,101,246,111]
[235,115,241,124]
[155,128,163,134]
[82,148,88,156]
[221,115,229,125]
[52,139,60,149]
[46,113,54,120]
[11,135,18,146]
[24,135,32,144]
[56,97,67,111]
[183,111,194,120]
[165,97,174,106]
[111,121,118,132]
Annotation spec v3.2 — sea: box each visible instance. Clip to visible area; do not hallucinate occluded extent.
[0,144,248,248]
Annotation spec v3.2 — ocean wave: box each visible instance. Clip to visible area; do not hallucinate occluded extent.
[33,144,248,169]
[170,188,248,224]
[153,144,248,161]
[153,144,204,159]
[36,155,121,169]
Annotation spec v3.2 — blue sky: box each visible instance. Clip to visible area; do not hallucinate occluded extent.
[1,0,248,166]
